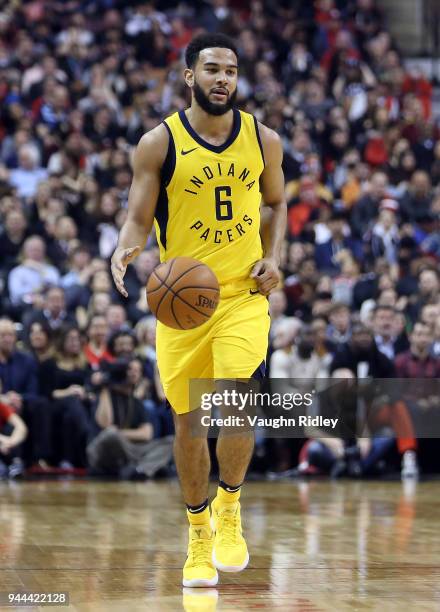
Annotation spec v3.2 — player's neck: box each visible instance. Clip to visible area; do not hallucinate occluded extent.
[186,103,234,140]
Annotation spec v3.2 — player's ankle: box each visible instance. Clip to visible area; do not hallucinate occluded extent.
[187,499,210,525]
[216,480,242,505]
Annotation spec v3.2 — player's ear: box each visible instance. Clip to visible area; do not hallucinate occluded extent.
[184,68,194,88]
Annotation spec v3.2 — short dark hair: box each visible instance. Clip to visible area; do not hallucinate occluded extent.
[27,318,53,348]
[351,323,373,336]
[108,329,137,356]
[185,33,238,69]
[373,304,396,316]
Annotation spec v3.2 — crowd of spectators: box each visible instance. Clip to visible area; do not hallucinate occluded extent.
[0,0,439,480]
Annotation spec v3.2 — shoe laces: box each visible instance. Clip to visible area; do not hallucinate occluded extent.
[189,532,213,565]
[217,508,240,546]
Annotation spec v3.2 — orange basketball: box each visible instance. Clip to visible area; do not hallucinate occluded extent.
[146,257,220,330]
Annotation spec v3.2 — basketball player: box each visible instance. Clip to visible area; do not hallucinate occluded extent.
[111,33,287,587]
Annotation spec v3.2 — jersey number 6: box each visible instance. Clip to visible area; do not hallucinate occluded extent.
[215,186,233,221]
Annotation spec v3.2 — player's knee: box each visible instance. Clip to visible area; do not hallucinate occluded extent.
[173,411,205,440]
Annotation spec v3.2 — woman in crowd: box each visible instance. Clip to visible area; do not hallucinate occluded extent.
[45,325,93,469]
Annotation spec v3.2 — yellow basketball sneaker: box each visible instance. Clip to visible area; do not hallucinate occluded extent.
[183,524,218,587]
[210,498,249,572]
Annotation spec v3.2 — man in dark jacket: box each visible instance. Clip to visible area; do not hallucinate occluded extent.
[351,170,388,238]
[330,322,395,378]
[315,208,363,273]
[0,318,51,468]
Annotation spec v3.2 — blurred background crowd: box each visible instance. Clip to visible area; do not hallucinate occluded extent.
[0,0,439,481]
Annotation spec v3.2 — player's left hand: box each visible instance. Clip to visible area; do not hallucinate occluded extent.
[250,257,280,295]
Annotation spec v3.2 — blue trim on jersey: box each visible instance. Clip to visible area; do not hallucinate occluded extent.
[251,360,266,381]
[161,122,176,185]
[178,108,241,153]
[253,116,265,167]
[155,122,176,249]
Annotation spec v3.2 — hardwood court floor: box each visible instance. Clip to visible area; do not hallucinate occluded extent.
[0,478,439,611]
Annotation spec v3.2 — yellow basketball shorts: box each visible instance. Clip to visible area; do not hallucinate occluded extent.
[156,281,270,414]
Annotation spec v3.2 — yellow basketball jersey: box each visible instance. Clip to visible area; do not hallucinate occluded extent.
[153,109,265,285]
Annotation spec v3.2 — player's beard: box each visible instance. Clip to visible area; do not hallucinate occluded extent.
[193,81,237,116]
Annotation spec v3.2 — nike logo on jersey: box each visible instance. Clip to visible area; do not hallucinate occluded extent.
[249,289,260,295]
[181,147,199,155]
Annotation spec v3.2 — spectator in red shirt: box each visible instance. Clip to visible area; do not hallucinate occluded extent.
[0,398,28,479]
[84,315,113,368]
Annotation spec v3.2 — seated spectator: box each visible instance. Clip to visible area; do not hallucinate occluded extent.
[282,128,313,182]
[0,318,51,468]
[87,357,174,478]
[75,290,112,331]
[27,320,55,364]
[399,170,433,223]
[90,329,139,389]
[327,302,351,345]
[61,246,92,289]
[330,325,417,478]
[351,170,389,238]
[84,315,112,368]
[283,241,307,277]
[69,265,113,314]
[311,316,334,365]
[47,325,93,468]
[0,208,29,273]
[363,198,400,270]
[8,144,48,200]
[108,329,137,360]
[406,267,440,322]
[26,320,57,409]
[395,320,440,379]
[271,323,326,382]
[269,323,327,474]
[420,206,440,258]
[330,322,395,378]
[420,302,440,334]
[332,250,360,305]
[286,174,331,239]
[23,286,76,337]
[45,215,80,270]
[394,321,440,477]
[7,235,60,308]
[332,148,364,207]
[0,396,28,479]
[372,305,409,360]
[296,370,395,478]
[284,256,318,318]
[376,287,398,308]
[106,303,129,333]
[315,208,363,274]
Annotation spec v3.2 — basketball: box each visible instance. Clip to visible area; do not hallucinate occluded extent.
[146,257,220,330]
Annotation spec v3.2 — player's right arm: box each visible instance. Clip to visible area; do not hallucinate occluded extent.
[111,124,169,297]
